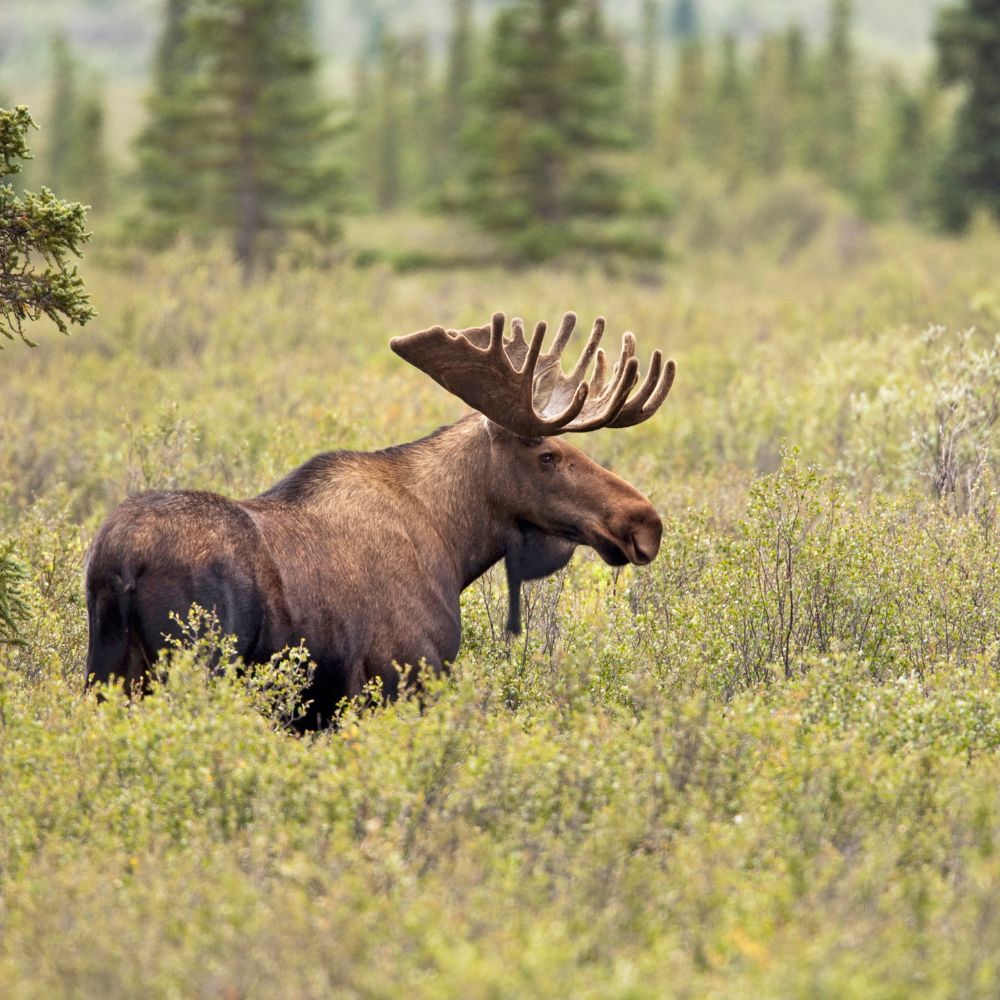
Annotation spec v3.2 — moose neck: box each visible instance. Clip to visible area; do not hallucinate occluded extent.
[396,415,510,589]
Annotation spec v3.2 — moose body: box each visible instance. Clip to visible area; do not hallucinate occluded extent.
[86,312,674,726]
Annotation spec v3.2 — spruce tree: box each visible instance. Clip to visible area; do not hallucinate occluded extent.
[405,33,437,195]
[708,34,751,183]
[781,25,812,168]
[136,0,347,276]
[934,0,1000,229]
[750,33,788,176]
[462,0,641,261]
[0,106,95,347]
[72,83,110,210]
[135,0,203,245]
[351,54,377,207]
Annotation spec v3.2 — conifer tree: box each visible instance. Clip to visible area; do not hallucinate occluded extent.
[934,0,1000,229]
[350,54,377,207]
[748,34,786,176]
[0,106,94,347]
[780,24,812,168]
[71,84,109,210]
[405,32,438,195]
[887,74,942,220]
[462,0,641,261]
[135,0,203,244]
[136,0,348,276]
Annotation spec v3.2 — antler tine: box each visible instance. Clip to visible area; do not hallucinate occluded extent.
[626,350,664,412]
[566,316,605,384]
[549,311,577,358]
[557,331,642,431]
[509,316,527,348]
[523,320,547,377]
[608,356,677,429]
[488,312,509,360]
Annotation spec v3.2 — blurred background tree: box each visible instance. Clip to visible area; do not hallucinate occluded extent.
[934,0,1000,230]
[135,0,203,247]
[0,0,986,273]
[460,0,658,262]
[136,0,349,276]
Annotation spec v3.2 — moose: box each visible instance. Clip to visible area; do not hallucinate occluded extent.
[85,311,675,726]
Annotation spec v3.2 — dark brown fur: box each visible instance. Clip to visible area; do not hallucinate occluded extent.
[85,415,662,727]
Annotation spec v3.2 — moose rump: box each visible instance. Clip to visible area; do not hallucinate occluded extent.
[85,491,290,690]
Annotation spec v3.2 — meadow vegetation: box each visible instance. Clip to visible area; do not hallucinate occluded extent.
[3,199,1000,995]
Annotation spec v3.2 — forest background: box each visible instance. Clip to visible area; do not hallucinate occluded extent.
[4,1,1000,997]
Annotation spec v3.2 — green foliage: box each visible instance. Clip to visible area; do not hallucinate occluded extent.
[934,0,1000,229]
[656,7,947,224]
[0,105,95,346]
[135,0,349,275]
[460,0,661,262]
[0,541,30,646]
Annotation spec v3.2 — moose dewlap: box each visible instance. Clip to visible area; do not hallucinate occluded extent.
[85,311,675,728]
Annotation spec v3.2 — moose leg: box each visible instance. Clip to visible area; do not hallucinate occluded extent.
[122,566,264,682]
[85,574,134,689]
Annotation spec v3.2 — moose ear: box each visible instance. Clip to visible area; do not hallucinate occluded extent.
[482,417,507,441]
[503,527,577,635]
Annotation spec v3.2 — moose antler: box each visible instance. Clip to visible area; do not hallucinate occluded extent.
[390,311,675,438]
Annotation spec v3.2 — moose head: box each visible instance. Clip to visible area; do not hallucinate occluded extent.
[392,310,674,623]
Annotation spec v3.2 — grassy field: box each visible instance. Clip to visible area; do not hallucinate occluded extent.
[4,208,1000,997]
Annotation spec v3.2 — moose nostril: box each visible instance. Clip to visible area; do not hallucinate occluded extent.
[630,532,655,564]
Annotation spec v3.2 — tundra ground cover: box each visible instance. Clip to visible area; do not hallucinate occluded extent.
[3,218,1000,997]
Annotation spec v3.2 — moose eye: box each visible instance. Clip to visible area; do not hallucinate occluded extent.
[539,452,556,466]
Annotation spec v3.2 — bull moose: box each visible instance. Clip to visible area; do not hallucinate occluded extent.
[85,311,675,726]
